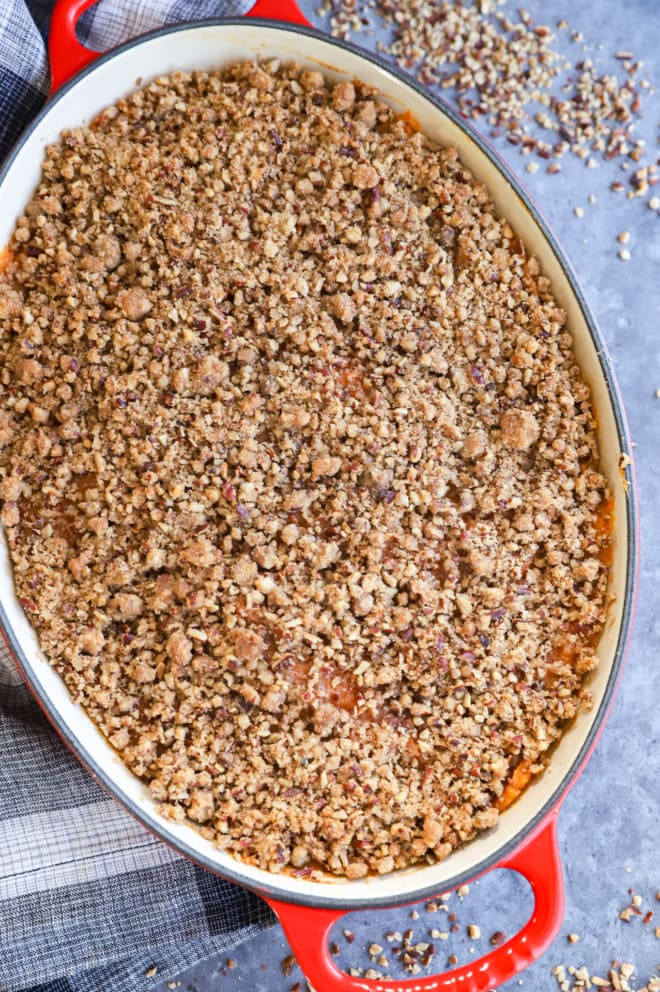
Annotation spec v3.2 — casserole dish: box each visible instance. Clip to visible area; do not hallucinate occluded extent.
[0,0,638,989]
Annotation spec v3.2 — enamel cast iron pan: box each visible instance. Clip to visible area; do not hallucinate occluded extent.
[0,0,639,989]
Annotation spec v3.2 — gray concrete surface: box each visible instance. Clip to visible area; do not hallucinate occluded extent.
[152,0,660,988]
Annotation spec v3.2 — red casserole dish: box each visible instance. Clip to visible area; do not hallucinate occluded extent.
[0,1,638,989]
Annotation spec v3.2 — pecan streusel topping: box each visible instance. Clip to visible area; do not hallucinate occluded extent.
[0,60,610,878]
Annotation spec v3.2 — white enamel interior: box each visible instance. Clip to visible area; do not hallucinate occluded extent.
[0,23,632,907]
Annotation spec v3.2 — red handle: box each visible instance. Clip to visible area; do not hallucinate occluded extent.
[48,0,100,93]
[266,815,564,992]
[245,0,311,25]
[48,0,312,95]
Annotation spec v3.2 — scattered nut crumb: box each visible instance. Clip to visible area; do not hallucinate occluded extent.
[282,954,297,977]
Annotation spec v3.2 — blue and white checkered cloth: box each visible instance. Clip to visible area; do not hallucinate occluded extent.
[0,7,278,991]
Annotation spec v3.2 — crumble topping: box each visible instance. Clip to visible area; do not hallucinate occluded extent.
[0,59,610,877]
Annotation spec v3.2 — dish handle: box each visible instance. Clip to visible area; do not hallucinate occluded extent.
[265,815,564,992]
[48,0,312,94]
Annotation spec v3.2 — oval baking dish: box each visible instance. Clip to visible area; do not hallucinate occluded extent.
[0,1,638,990]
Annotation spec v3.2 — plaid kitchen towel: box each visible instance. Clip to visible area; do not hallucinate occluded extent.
[0,4,278,991]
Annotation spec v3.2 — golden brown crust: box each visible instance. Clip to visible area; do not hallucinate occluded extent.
[0,60,610,878]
